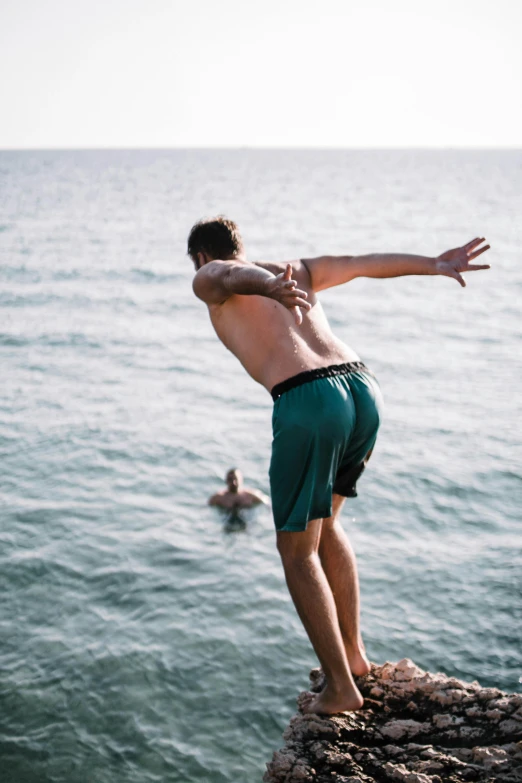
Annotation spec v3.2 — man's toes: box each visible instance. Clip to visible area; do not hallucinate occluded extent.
[297,690,315,711]
[301,696,319,715]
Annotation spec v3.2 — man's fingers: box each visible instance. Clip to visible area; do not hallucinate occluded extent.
[289,295,311,325]
[467,264,490,271]
[464,237,481,249]
[453,271,466,287]
[290,296,311,310]
[468,244,490,260]
[292,306,303,326]
[464,237,485,251]
[285,284,307,297]
[283,263,293,281]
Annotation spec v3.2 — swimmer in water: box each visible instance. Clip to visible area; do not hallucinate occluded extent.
[208,468,270,511]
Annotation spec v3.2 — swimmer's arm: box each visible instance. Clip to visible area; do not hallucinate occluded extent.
[303,238,490,291]
[208,493,224,507]
[247,489,271,506]
[193,260,311,324]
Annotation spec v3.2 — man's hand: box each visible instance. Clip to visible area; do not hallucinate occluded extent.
[435,237,490,287]
[266,264,311,325]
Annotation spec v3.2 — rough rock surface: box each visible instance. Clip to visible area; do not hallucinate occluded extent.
[264,659,522,783]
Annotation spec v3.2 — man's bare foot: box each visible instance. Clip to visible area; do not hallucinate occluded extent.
[347,649,371,677]
[300,683,364,715]
[310,653,370,695]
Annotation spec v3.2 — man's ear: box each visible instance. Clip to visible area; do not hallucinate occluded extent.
[196,252,205,270]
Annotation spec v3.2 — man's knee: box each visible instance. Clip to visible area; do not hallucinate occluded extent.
[276,519,322,561]
[277,532,311,561]
[326,493,345,521]
[319,513,350,554]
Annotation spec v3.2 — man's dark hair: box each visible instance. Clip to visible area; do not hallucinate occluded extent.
[187,216,244,262]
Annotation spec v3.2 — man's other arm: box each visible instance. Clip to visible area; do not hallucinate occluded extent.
[303,238,490,291]
[208,493,226,507]
[246,488,271,506]
[192,260,311,324]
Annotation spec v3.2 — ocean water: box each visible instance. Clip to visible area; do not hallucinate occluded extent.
[0,148,521,783]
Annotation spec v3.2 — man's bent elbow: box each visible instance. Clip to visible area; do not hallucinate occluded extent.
[192,270,228,305]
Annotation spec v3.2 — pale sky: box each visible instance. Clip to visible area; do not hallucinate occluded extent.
[1,0,521,148]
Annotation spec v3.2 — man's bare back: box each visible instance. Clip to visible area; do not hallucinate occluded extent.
[207,260,359,391]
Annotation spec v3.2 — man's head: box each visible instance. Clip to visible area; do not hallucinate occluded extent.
[225,468,242,493]
[187,216,244,270]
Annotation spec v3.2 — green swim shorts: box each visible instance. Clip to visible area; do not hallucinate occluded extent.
[269,362,383,532]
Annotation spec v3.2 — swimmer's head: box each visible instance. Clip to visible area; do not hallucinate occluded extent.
[226,467,242,493]
[187,216,244,270]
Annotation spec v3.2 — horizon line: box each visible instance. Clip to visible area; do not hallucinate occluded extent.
[1,144,521,153]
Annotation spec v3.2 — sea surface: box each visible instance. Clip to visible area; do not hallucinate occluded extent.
[0,149,521,783]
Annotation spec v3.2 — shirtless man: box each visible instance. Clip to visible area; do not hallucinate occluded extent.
[188,216,490,715]
[208,467,270,510]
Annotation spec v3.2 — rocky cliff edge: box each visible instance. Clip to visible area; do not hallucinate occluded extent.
[264,659,522,783]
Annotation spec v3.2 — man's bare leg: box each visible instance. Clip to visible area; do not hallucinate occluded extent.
[318,494,371,677]
[277,518,363,714]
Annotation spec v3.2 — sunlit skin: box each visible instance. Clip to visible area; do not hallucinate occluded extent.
[208,468,270,510]
[192,236,490,715]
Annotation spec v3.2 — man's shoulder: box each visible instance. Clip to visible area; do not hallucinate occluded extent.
[254,259,311,286]
[208,490,228,506]
[243,487,270,505]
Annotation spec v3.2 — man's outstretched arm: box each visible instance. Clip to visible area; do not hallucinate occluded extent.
[304,237,491,291]
[193,260,311,324]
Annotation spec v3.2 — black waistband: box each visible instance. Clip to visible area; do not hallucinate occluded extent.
[271,361,369,401]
